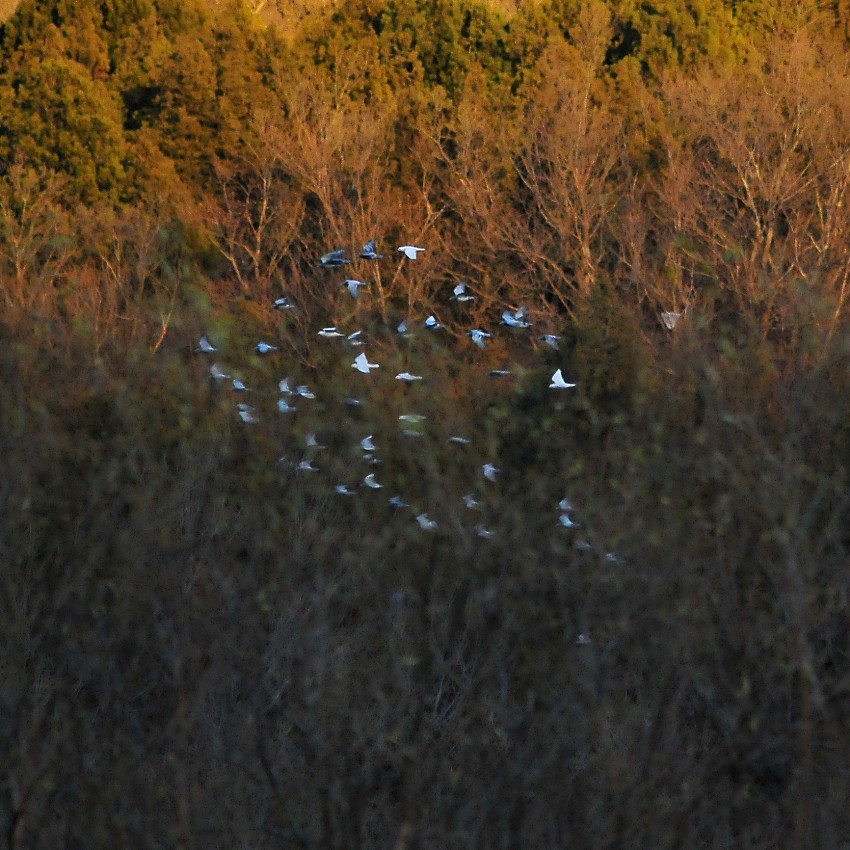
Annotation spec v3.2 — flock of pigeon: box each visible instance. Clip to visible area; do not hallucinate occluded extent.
[194,239,621,551]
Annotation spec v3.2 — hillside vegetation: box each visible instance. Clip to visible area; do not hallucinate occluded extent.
[1,0,850,848]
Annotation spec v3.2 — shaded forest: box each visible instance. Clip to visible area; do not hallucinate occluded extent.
[1,0,850,847]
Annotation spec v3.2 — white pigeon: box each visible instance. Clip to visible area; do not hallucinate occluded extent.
[363,473,383,489]
[559,513,580,528]
[401,429,423,438]
[232,378,250,392]
[319,248,351,268]
[347,330,366,346]
[395,372,423,382]
[237,403,258,423]
[344,279,368,298]
[335,484,355,496]
[501,307,531,328]
[256,341,278,354]
[488,369,512,377]
[451,281,475,302]
[463,493,482,510]
[475,525,495,540]
[352,352,380,373]
[576,632,592,646]
[540,334,561,350]
[482,463,500,482]
[468,329,491,349]
[361,452,382,464]
[318,326,344,338]
[549,369,576,389]
[272,296,295,310]
[448,436,471,445]
[398,413,426,423]
[296,459,318,472]
[344,397,363,407]
[661,311,681,330]
[278,378,293,395]
[210,362,230,381]
[277,398,298,413]
[399,245,426,260]
[397,320,414,337]
[360,435,377,452]
[295,385,316,399]
[197,334,217,353]
[423,315,443,330]
[389,495,410,508]
[416,512,438,530]
[558,497,574,512]
[360,239,384,260]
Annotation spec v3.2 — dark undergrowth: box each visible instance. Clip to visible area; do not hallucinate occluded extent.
[1,302,849,850]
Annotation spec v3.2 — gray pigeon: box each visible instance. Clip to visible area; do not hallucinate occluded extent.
[360,239,384,260]
[319,248,351,268]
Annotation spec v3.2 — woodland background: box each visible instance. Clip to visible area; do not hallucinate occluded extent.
[1,0,850,847]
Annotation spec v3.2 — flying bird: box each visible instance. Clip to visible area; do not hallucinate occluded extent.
[318,326,344,338]
[296,459,318,472]
[197,335,218,353]
[389,495,410,508]
[277,398,298,413]
[360,239,384,260]
[540,334,561,350]
[344,279,368,298]
[468,329,491,349]
[661,311,681,330]
[347,330,366,346]
[451,281,475,302]
[482,463,500,482]
[399,245,426,260]
[352,352,380,373]
[501,307,531,328]
[416,513,438,530]
[463,493,482,510]
[256,341,278,354]
[272,296,295,310]
[559,513,580,528]
[294,385,316,399]
[306,432,325,450]
[398,413,426,423]
[237,403,258,423]
[278,378,293,395]
[423,315,443,330]
[363,473,383,489]
[335,484,355,496]
[360,435,377,452]
[232,378,251,392]
[319,248,351,268]
[549,369,576,389]
[448,436,471,445]
[210,363,230,381]
[395,372,423,382]
[488,369,512,377]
